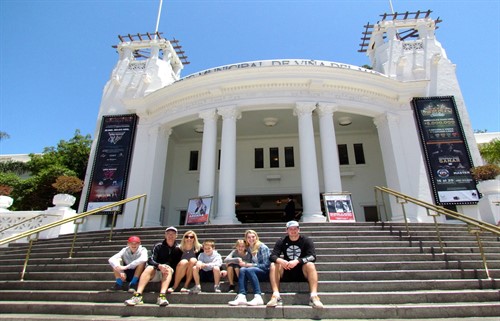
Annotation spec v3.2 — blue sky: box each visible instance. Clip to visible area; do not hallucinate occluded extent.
[1,0,499,155]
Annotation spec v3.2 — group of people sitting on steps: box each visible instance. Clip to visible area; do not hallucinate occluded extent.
[108,220,323,309]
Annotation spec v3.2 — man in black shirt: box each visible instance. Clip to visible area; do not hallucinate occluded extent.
[266,220,323,308]
[125,226,182,307]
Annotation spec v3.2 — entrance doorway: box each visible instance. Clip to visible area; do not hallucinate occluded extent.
[235,194,302,223]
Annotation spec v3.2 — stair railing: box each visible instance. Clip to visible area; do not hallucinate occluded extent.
[0,194,147,281]
[374,186,500,279]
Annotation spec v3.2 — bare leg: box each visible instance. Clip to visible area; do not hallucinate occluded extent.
[133,263,145,278]
[192,264,201,285]
[172,259,188,289]
[183,258,197,288]
[213,266,221,285]
[227,265,235,285]
[159,266,173,294]
[135,265,155,294]
[302,262,319,293]
[269,262,282,293]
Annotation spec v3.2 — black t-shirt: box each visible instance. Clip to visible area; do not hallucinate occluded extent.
[270,235,316,265]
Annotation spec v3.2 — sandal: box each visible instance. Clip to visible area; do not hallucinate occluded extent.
[180,287,189,293]
[167,287,174,294]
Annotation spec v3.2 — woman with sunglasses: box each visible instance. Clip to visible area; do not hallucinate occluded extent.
[169,230,201,293]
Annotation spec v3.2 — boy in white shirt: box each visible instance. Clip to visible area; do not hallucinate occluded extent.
[190,240,226,293]
[108,235,148,292]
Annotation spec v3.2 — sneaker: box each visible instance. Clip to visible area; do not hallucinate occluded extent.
[309,296,324,309]
[167,287,174,294]
[214,284,221,293]
[127,284,137,293]
[108,283,125,292]
[266,295,282,307]
[157,294,169,306]
[124,293,143,306]
[247,294,264,306]
[189,284,201,294]
[228,294,247,306]
[228,285,235,293]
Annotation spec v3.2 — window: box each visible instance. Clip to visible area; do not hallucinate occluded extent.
[269,147,279,168]
[354,143,366,164]
[189,151,199,171]
[284,146,295,167]
[254,148,263,168]
[338,144,349,165]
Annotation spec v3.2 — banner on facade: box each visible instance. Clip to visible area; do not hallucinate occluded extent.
[412,96,479,205]
[323,192,356,222]
[185,196,213,225]
[84,114,139,213]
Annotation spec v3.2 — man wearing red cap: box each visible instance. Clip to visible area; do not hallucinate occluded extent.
[108,235,148,292]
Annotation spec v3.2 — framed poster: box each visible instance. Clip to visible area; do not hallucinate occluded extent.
[185,196,213,225]
[323,192,356,222]
[412,96,479,205]
[84,114,139,213]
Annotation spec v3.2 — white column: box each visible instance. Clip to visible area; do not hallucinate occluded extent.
[124,123,171,227]
[212,106,241,224]
[198,109,219,197]
[317,103,342,193]
[295,102,325,222]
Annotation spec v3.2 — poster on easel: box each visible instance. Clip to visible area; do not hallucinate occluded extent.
[185,196,213,225]
[323,192,356,222]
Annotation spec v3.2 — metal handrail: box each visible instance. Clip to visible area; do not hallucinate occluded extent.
[0,194,147,281]
[374,186,500,279]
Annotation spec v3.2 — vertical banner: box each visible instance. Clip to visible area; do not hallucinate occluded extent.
[323,192,356,222]
[185,196,213,225]
[412,96,479,205]
[84,114,139,212]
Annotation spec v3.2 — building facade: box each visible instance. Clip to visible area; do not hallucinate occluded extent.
[78,12,484,231]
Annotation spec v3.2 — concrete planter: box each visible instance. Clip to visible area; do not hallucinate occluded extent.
[0,195,13,212]
[52,193,76,208]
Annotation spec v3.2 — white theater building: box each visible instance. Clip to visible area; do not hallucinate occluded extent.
[78,11,486,232]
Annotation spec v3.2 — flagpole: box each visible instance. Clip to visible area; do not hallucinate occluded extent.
[389,0,395,14]
[154,0,163,39]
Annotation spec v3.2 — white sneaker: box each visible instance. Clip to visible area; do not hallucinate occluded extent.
[228,294,247,306]
[246,294,264,306]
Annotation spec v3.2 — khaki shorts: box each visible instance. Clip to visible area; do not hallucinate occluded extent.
[150,265,173,282]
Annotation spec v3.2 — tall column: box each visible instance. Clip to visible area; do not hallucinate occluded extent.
[295,102,325,222]
[198,109,218,197]
[317,103,342,193]
[212,106,241,224]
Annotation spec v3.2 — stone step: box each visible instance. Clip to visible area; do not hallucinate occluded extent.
[0,300,499,319]
[1,289,499,305]
[1,278,497,293]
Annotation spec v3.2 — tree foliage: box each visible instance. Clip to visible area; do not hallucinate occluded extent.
[0,130,92,210]
[478,139,500,165]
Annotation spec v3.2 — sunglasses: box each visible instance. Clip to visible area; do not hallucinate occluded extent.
[184,235,195,239]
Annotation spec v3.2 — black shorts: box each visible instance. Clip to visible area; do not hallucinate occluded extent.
[281,266,306,282]
[200,269,215,282]
[124,268,136,282]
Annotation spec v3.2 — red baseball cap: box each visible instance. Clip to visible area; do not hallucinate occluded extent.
[128,236,141,243]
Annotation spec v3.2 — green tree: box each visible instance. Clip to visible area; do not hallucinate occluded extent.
[0,130,92,210]
[478,139,500,165]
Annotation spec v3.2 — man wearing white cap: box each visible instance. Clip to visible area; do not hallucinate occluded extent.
[266,220,323,308]
[125,226,182,307]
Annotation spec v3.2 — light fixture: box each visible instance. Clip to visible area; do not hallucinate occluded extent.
[338,116,352,126]
[263,117,278,127]
[193,124,204,133]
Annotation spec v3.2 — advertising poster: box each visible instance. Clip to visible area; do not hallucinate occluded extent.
[84,114,139,213]
[412,96,479,205]
[324,193,356,222]
[185,196,213,225]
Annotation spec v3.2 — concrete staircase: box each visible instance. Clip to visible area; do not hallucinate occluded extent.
[0,222,499,320]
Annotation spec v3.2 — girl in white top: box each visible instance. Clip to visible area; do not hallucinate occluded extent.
[224,239,250,292]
